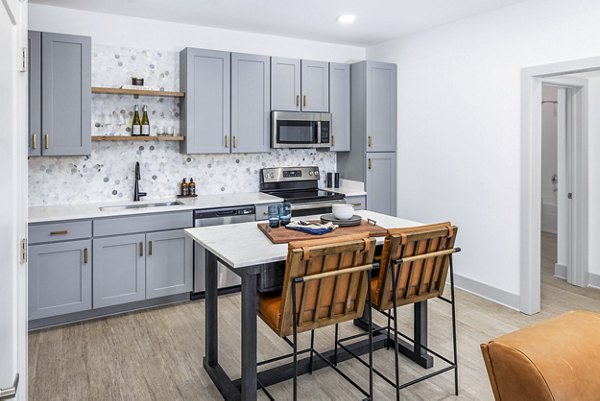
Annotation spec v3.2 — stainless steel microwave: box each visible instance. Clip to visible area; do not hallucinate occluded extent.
[271,111,331,149]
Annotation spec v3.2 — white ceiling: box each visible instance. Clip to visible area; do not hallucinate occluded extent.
[30,0,528,46]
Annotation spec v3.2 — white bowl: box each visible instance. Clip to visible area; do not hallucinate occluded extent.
[332,204,354,220]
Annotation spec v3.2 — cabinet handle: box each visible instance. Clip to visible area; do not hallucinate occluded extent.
[351,203,362,207]
[148,240,153,256]
[303,95,307,107]
[263,211,268,216]
[331,134,335,147]
[83,248,88,264]
[296,95,300,107]
[233,135,237,148]
[44,134,49,149]
[368,136,372,147]
[139,242,143,257]
[368,158,372,169]
[50,230,68,236]
[225,135,229,148]
[32,133,37,149]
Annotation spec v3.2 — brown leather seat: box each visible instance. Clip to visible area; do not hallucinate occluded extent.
[481,310,600,401]
[258,232,375,338]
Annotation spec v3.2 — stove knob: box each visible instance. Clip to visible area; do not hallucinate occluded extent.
[308,171,313,176]
[314,170,319,176]
[269,173,275,179]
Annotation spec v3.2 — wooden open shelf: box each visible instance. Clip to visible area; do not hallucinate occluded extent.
[91,87,185,97]
[92,135,184,142]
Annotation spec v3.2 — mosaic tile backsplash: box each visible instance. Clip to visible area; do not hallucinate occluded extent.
[28,45,337,206]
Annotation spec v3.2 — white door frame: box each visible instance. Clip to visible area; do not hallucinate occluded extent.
[521,60,592,315]
[0,0,28,400]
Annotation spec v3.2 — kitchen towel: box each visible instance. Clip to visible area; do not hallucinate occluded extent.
[285,221,338,235]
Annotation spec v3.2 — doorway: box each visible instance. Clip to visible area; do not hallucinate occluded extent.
[521,61,592,315]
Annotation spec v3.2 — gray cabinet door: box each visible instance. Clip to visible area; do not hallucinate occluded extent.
[231,53,270,153]
[301,60,329,112]
[180,48,231,154]
[28,31,42,157]
[29,240,91,320]
[329,62,350,151]
[271,57,300,111]
[146,230,193,299]
[366,153,397,216]
[366,62,397,152]
[41,32,91,156]
[93,234,146,308]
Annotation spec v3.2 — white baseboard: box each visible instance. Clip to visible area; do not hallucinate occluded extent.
[554,263,567,280]
[452,273,520,311]
[588,272,600,289]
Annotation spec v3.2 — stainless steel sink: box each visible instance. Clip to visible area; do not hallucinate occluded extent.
[99,201,184,212]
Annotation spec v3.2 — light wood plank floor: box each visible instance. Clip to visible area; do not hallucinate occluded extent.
[29,232,600,400]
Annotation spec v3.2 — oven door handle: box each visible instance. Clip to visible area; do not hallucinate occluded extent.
[290,200,345,211]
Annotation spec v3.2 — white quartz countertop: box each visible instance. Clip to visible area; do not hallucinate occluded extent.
[322,179,367,197]
[28,192,283,224]
[185,210,422,269]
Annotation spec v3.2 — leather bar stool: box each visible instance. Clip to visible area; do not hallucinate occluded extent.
[339,222,460,400]
[257,233,376,400]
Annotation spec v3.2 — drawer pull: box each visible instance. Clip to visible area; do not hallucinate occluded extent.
[50,230,68,236]
[351,203,362,207]
[368,158,372,169]
[139,242,143,257]
[303,95,307,107]
[225,135,229,148]
[32,133,37,149]
[148,240,153,256]
[368,135,372,147]
[45,133,49,149]
[83,248,88,264]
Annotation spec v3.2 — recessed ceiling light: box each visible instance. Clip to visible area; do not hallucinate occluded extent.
[337,14,356,24]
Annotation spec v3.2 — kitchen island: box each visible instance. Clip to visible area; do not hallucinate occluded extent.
[185,210,433,401]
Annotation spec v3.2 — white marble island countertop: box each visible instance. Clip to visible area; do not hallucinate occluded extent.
[185,210,422,269]
[29,192,283,223]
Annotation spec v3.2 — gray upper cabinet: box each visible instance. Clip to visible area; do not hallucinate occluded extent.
[271,57,301,111]
[329,63,350,151]
[366,152,397,216]
[40,32,91,156]
[29,239,92,320]
[28,31,42,157]
[301,60,329,112]
[93,234,146,308]
[146,230,193,299]
[231,53,271,153]
[180,48,231,154]
[366,61,397,152]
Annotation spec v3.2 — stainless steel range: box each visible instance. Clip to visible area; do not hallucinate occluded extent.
[260,166,345,217]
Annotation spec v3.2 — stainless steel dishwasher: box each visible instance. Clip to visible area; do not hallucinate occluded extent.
[192,205,255,297]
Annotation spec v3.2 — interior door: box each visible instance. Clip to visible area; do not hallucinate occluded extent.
[0,0,27,400]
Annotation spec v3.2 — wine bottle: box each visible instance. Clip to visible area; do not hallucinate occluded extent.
[141,105,150,136]
[131,105,141,136]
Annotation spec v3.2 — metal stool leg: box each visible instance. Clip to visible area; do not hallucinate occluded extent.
[292,279,299,401]
[367,269,374,400]
[334,324,339,366]
[309,330,315,375]
[391,262,401,401]
[450,255,459,396]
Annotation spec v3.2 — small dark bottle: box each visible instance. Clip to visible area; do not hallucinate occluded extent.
[181,178,188,196]
[189,178,196,196]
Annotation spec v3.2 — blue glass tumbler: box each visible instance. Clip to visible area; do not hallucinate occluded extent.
[279,202,292,226]
[268,204,280,228]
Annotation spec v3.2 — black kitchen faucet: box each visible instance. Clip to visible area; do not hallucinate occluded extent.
[134,161,147,201]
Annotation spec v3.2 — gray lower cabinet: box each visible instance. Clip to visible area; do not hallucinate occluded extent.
[345,195,366,210]
[301,60,329,112]
[366,153,397,216]
[180,48,231,154]
[271,57,301,111]
[146,230,193,299]
[28,31,91,156]
[329,63,350,151]
[231,53,271,153]
[93,234,146,308]
[29,239,92,320]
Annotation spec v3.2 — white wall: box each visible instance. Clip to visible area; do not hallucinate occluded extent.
[28,4,364,62]
[541,86,558,202]
[367,0,600,302]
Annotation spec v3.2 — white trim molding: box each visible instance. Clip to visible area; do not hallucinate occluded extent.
[453,273,520,311]
[554,263,567,280]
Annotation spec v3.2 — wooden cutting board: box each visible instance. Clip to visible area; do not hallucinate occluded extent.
[258,219,388,244]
